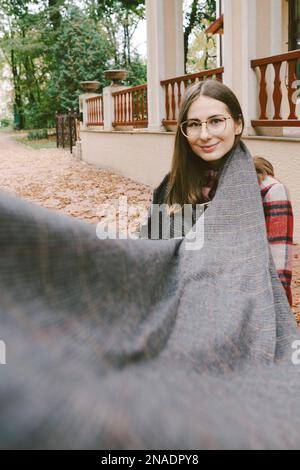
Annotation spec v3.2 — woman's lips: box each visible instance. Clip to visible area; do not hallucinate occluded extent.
[200,142,220,153]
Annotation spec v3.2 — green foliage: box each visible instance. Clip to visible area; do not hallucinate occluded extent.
[0,0,216,129]
[27,128,48,140]
[186,24,217,74]
[45,6,114,113]
[124,54,147,86]
[183,0,216,72]
[0,118,11,127]
[0,0,147,129]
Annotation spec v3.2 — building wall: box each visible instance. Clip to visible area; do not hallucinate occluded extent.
[81,130,300,243]
[0,64,13,120]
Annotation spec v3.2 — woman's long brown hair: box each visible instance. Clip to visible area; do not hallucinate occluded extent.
[166,79,245,212]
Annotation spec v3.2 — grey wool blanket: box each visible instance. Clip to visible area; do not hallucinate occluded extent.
[0,141,300,450]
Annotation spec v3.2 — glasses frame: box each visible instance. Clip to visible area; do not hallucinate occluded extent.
[180,116,232,139]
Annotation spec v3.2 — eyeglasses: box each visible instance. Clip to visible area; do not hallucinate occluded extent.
[180,116,232,139]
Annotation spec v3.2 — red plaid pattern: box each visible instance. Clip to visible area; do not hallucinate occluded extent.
[259,176,294,307]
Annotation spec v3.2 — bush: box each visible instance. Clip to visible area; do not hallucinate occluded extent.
[27,129,48,140]
[23,105,55,130]
[0,118,11,128]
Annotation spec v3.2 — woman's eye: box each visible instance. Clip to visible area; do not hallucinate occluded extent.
[210,118,223,125]
[188,122,200,128]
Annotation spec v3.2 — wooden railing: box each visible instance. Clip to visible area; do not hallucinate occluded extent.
[160,67,224,126]
[251,50,300,127]
[86,95,104,126]
[112,84,148,128]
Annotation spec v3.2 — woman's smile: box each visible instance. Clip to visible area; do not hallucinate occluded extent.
[200,142,220,153]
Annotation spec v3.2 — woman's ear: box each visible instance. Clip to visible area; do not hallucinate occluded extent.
[234,118,243,136]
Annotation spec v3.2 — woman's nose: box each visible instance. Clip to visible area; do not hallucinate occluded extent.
[199,123,210,139]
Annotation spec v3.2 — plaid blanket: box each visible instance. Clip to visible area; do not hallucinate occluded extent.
[260,176,294,307]
[0,141,299,450]
[144,167,294,307]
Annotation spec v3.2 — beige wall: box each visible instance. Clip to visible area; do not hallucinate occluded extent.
[81,130,300,243]
[81,130,174,188]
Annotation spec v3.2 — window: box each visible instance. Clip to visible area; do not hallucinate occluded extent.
[289,0,300,50]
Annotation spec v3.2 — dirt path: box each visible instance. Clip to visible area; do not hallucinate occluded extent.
[0,131,152,230]
[0,130,299,325]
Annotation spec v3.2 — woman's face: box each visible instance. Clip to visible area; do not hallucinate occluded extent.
[185,95,243,170]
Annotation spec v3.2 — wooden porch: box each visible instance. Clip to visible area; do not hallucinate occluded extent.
[84,50,300,135]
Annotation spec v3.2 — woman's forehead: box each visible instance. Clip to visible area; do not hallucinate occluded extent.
[187,95,228,119]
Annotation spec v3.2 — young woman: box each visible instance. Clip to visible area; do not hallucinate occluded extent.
[144,80,294,307]
[253,157,294,307]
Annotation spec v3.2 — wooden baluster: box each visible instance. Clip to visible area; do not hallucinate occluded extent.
[145,88,148,122]
[127,91,131,123]
[165,84,170,121]
[118,95,123,122]
[273,62,282,119]
[123,93,127,122]
[113,96,116,124]
[141,89,145,122]
[96,98,99,124]
[130,90,133,123]
[137,90,140,123]
[171,83,176,120]
[124,93,126,123]
[177,81,182,110]
[125,92,127,123]
[130,91,132,123]
[258,64,268,120]
[127,92,129,123]
[288,59,297,120]
[120,93,123,122]
[134,91,137,123]
[134,91,138,124]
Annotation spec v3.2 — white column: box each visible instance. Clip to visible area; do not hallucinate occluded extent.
[223,0,257,136]
[146,0,184,132]
[103,87,114,132]
[240,0,258,135]
[270,0,283,55]
[222,0,234,88]
[216,0,223,67]
[103,86,130,131]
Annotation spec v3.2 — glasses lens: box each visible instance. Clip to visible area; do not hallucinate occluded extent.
[207,117,226,135]
[181,117,227,138]
[181,121,200,138]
